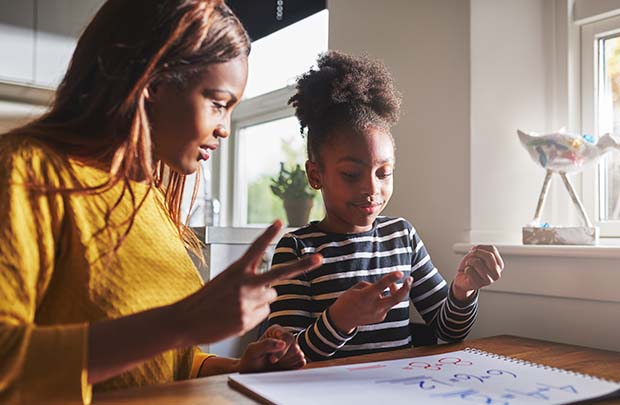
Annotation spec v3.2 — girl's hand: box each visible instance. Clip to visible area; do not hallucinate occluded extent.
[453,245,504,300]
[239,325,306,373]
[173,221,323,347]
[328,271,413,335]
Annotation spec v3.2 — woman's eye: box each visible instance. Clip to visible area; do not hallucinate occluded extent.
[378,171,393,179]
[211,101,227,111]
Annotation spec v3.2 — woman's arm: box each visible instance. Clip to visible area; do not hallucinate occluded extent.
[194,324,306,377]
[90,310,307,382]
[88,221,322,384]
[88,303,186,384]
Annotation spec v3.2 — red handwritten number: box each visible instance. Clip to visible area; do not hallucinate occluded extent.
[403,357,472,371]
[438,357,473,367]
[403,361,440,371]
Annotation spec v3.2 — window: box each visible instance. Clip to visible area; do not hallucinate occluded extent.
[233,115,324,226]
[220,10,328,227]
[581,15,620,236]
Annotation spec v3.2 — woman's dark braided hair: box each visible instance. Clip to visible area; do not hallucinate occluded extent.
[288,50,401,161]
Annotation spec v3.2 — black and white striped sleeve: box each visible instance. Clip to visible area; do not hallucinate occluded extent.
[267,234,357,361]
[268,234,312,333]
[408,225,478,342]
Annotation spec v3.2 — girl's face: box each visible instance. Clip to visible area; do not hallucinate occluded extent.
[149,56,248,174]
[307,126,395,234]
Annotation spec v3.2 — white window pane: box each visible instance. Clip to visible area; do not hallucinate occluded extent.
[244,10,328,100]
[237,116,324,226]
[600,36,620,220]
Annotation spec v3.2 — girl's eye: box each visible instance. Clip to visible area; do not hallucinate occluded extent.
[341,172,360,180]
[378,171,393,179]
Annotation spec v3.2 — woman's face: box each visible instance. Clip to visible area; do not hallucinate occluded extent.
[149,56,248,174]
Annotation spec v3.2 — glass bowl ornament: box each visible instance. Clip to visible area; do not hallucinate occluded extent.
[518,128,620,244]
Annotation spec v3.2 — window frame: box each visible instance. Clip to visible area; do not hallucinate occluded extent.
[581,14,620,237]
[212,85,297,227]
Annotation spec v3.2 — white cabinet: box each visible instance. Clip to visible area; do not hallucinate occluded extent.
[195,227,278,358]
[0,0,104,88]
[34,0,104,87]
[0,0,35,83]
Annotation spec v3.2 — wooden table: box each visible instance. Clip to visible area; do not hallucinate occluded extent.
[94,335,620,404]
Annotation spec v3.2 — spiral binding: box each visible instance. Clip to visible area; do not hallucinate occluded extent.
[464,347,615,384]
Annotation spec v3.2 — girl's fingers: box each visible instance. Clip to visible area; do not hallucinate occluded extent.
[389,283,398,296]
[470,250,501,281]
[464,265,485,287]
[351,281,372,290]
[369,271,404,295]
[383,277,413,307]
[476,245,504,270]
[457,253,474,273]
[468,258,493,286]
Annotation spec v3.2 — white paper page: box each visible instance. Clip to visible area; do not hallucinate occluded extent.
[229,349,620,405]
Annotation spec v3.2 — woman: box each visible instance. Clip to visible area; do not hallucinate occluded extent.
[0,1,322,403]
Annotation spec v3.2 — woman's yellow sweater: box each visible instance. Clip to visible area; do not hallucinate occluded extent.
[0,135,211,404]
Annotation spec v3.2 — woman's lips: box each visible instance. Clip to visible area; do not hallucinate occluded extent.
[198,147,210,161]
[198,144,217,161]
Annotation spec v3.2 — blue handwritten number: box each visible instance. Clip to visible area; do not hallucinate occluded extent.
[486,369,517,378]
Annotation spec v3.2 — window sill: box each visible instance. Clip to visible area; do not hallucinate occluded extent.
[453,241,620,304]
[453,240,620,259]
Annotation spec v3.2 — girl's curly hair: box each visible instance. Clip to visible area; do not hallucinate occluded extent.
[288,50,401,161]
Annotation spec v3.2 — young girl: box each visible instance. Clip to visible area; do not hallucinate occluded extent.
[0,1,321,403]
[268,51,504,361]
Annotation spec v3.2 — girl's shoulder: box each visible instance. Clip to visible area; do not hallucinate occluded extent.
[276,223,317,245]
[375,215,414,231]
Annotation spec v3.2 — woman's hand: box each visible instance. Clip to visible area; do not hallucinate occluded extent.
[453,245,504,300]
[328,271,413,335]
[173,220,323,347]
[238,325,306,373]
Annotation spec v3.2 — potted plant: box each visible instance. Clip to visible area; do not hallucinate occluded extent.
[270,162,315,227]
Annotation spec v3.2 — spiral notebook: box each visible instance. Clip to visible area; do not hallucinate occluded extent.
[229,349,620,405]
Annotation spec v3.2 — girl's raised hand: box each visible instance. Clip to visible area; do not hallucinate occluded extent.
[328,271,413,335]
[173,220,323,347]
[453,245,504,299]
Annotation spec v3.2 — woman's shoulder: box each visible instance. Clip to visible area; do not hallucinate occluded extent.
[0,133,66,161]
[0,133,73,184]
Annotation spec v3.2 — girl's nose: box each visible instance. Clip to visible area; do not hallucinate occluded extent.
[362,176,380,196]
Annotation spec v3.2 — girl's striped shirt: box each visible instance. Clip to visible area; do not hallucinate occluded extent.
[268,216,478,361]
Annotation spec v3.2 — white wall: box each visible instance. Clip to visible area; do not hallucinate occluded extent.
[329,0,620,351]
[469,0,620,351]
[471,0,551,242]
[328,0,471,283]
